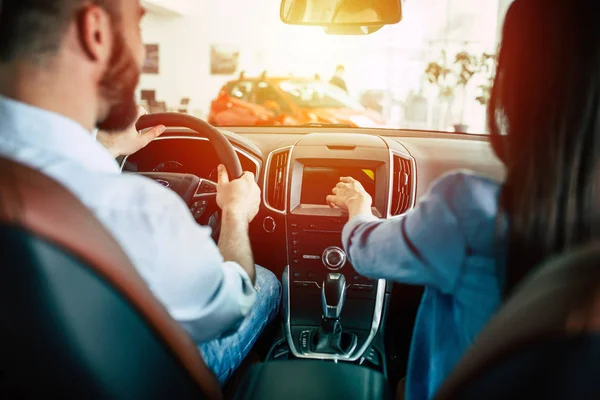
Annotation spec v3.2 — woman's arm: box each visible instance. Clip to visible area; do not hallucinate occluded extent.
[328,173,473,293]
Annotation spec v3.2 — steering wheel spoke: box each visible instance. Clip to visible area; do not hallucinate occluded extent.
[189,180,217,217]
[189,180,220,240]
[194,179,218,198]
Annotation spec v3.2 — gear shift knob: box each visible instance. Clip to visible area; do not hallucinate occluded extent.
[322,273,346,319]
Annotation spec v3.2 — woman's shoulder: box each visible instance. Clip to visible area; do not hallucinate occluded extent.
[429,169,501,193]
[429,170,502,216]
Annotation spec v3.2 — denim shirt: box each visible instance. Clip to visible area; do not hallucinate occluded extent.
[342,171,504,400]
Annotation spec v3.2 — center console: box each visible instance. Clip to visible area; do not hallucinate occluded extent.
[285,213,387,362]
[249,133,417,399]
[263,133,402,364]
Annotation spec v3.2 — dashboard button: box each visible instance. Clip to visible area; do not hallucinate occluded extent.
[300,330,311,352]
[193,207,206,219]
[329,252,341,265]
[198,181,217,194]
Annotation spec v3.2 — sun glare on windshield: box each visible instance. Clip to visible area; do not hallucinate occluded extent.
[139,0,512,134]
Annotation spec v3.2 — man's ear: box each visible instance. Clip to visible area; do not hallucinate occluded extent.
[76,5,114,64]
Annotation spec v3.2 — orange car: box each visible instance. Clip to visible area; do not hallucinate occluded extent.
[208,75,387,128]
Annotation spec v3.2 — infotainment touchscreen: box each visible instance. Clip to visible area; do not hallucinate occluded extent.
[300,166,376,205]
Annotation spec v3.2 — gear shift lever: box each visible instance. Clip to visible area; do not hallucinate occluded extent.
[322,273,346,319]
[309,273,357,355]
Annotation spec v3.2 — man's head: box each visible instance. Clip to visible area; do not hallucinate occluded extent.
[0,0,146,131]
[335,65,345,77]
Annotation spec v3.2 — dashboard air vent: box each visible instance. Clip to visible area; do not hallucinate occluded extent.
[265,148,291,212]
[391,154,415,216]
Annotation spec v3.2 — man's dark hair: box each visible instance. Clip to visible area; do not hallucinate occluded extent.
[0,0,116,62]
[489,0,600,295]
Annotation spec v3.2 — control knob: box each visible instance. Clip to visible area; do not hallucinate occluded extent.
[263,216,276,233]
[322,246,347,270]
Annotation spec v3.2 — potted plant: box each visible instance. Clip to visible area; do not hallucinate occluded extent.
[473,52,497,133]
[425,50,454,98]
[452,51,479,132]
[475,52,496,106]
[424,50,455,131]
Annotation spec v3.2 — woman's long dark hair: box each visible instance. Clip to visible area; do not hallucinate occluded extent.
[490,0,600,294]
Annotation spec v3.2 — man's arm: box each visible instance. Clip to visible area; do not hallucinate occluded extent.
[113,174,257,343]
[216,164,260,283]
[93,107,262,341]
[218,209,256,283]
[98,106,260,284]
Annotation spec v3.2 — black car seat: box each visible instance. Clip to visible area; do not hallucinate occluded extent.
[434,243,600,399]
[0,157,222,399]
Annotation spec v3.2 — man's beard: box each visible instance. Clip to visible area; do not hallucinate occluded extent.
[97,32,141,132]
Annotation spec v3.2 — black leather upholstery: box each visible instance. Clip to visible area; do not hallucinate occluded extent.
[311,319,346,354]
[0,157,221,399]
[435,243,600,400]
[233,360,391,400]
[310,319,357,355]
[0,228,206,399]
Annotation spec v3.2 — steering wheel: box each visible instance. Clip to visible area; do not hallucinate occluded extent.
[135,113,243,240]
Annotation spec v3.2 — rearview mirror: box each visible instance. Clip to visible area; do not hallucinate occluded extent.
[280,0,402,27]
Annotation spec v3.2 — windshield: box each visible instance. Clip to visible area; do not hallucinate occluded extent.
[140,0,513,133]
[278,80,364,110]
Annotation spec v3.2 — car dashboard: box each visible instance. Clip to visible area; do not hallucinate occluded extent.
[121,126,505,370]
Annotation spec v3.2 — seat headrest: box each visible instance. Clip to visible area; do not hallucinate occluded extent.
[0,157,221,399]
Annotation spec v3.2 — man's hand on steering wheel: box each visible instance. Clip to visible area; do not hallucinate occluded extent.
[97,106,166,158]
[133,112,248,242]
[216,164,261,224]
